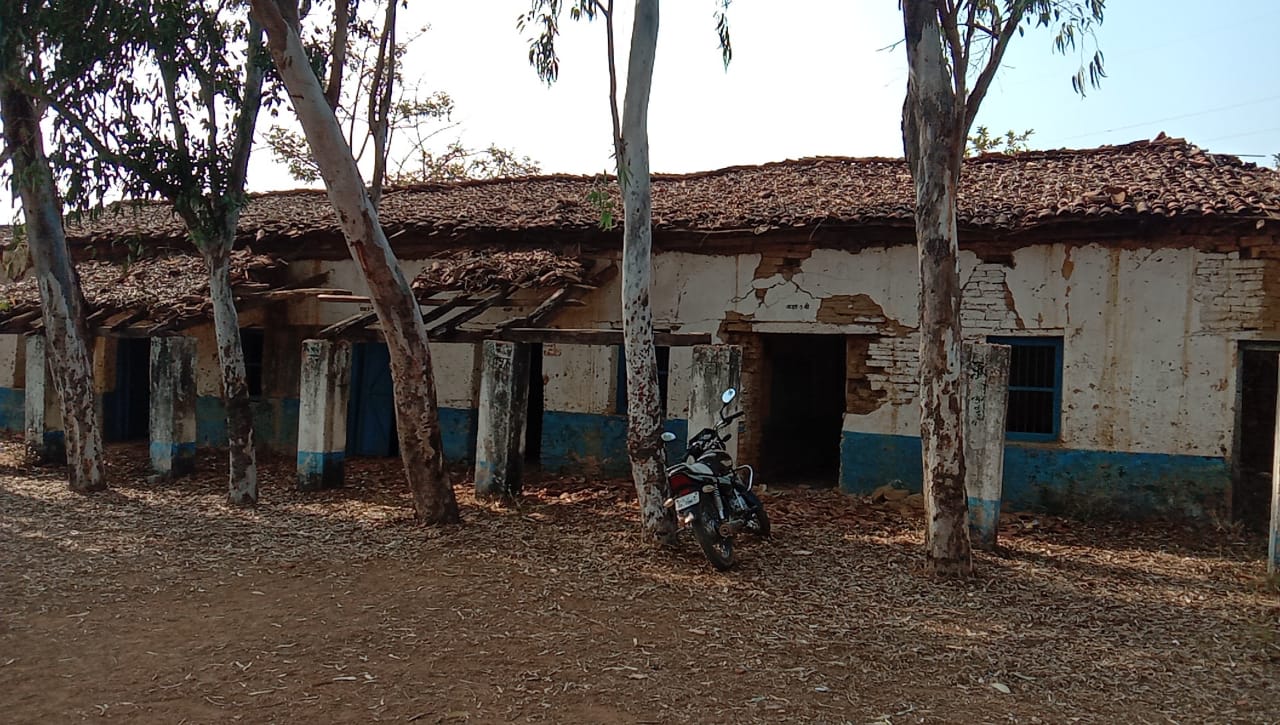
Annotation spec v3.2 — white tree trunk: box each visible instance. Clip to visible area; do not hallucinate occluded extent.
[204,243,258,504]
[902,0,972,576]
[618,0,676,545]
[251,0,459,523]
[0,79,106,492]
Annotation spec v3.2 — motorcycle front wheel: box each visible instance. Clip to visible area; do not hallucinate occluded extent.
[694,498,736,571]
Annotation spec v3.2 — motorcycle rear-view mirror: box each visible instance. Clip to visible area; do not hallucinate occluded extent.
[721,388,737,405]
[660,431,677,442]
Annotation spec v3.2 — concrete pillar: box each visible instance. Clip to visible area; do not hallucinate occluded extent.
[149,336,197,478]
[963,341,1011,551]
[475,340,530,499]
[688,344,743,460]
[1269,360,1280,574]
[23,334,64,463]
[297,339,351,491]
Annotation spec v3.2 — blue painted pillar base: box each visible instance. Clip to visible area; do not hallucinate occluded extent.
[24,335,64,464]
[150,442,196,478]
[967,496,1001,551]
[296,340,351,493]
[474,340,530,499]
[149,336,198,479]
[297,451,345,491]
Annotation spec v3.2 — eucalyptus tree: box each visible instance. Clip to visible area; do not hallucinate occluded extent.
[0,0,112,492]
[249,0,460,524]
[20,1,272,504]
[900,0,1104,575]
[521,0,731,545]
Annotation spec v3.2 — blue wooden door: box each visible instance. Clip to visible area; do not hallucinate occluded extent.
[347,342,397,456]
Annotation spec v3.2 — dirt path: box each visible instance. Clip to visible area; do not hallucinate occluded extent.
[1,442,1277,723]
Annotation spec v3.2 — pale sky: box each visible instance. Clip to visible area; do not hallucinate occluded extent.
[243,0,1279,194]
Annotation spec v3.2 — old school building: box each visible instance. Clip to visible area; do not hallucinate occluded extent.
[2,136,1278,521]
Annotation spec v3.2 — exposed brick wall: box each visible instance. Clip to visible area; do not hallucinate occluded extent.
[962,263,1027,337]
[720,331,766,468]
[1195,251,1273,332]
[863,333,920,408]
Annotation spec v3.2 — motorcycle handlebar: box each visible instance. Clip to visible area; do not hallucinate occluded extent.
[716,410,745,429]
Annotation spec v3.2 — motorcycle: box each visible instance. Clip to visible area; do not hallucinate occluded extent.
[661,388,770,570]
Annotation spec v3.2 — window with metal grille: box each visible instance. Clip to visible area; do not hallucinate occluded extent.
[615,345,670,415]
[989,336,1062,441]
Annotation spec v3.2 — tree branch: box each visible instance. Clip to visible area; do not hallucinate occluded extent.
[603,0,623,168]
[368,0,397,204]
[935,0,966,99]
[963,6,1025,133]
[225,17,267,211]
[324,0,350,110]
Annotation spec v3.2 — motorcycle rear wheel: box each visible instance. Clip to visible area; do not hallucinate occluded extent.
[694,498,736,571]
[739,487,771,538]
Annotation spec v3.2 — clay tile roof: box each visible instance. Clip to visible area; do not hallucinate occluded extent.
[0,250,286,334]
[412,249,585,294]
[37,136,1280,250]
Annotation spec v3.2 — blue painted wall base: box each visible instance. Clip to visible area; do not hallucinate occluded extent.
[540,411,689,477]
[841,430,1229,520]
[0,387,24,432]
[440,407,478,462]
[30,430,66,464]
[197,396,300,453]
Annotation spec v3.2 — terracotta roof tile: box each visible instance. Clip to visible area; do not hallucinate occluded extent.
[34,137,1280,250]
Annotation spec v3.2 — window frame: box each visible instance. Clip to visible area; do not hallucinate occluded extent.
[988,335,1063,443]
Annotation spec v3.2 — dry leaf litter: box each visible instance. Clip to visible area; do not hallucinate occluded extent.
[1,439,1277,724]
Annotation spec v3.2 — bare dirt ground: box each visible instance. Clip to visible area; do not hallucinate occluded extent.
[2,440,1278,724]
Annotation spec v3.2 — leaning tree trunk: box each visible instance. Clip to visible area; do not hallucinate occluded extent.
[200,240,258,504]
[0,78,106,492]
[251,0,459,523]
[902,0,972,576]
[617,0,676,545]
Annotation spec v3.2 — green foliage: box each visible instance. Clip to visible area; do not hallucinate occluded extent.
[587,172,617,230]
[967,126,1035,155]
[2,0,275,244]
[518,0,603,85]
[1272,152,1279,170]
[519,0,733,84]
[715,1,732,69]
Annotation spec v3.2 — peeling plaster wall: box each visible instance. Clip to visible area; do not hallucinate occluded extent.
[586,239,1274,518]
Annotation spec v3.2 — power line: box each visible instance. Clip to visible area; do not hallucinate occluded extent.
[1200,127,1280,144]
[1055,94,1280,142]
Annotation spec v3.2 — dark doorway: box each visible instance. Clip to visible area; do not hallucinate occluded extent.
[105,338,150,442]
[347,342,398,457]
[1235,345,1279,531]
[761,334,845,485]
[525,343,544,464]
